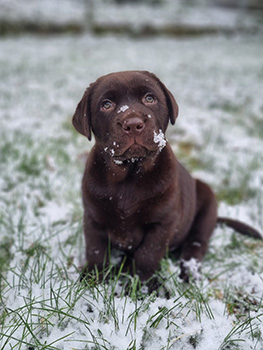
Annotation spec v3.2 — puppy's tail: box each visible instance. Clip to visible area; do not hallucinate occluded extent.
[217,217,262,240]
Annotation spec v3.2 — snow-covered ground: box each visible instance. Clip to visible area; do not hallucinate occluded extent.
[0,1,263,349]
[1,0,262,34]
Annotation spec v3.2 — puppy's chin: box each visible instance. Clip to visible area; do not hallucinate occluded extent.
[112,145,159,165]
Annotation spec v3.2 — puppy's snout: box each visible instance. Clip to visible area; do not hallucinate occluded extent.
[122,117,145,135]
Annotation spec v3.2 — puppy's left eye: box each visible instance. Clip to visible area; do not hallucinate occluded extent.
[144,94,157,104]
[101,100,113,111]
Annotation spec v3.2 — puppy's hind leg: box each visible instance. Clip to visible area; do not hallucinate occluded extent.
[179,179,217,282]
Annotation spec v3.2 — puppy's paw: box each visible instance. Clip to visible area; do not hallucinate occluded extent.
[179,258,201,283]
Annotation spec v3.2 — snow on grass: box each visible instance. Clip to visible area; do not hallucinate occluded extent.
[92,0,260,32]
[0,0,86,24]
[0,31,263,349]
[1,0,260,34]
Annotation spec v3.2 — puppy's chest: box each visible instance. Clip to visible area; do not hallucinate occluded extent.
[102,191,142,222]
[98,193,146,251]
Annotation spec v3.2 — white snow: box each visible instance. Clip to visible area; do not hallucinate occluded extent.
[153,129,167,151]
[38,201,70,224]
[181,258,201,280]
[114,159,124,165]
[117,105,129,113]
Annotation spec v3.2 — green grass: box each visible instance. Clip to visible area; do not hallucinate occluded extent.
[1,27,263,349]
[0,122,263,349]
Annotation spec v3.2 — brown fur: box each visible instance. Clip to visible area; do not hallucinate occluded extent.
[72,70,262,283]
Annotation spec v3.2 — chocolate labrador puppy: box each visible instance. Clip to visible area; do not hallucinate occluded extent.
[73,70,262,284]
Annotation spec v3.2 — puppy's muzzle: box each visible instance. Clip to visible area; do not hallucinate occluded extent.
[121,116,145,136]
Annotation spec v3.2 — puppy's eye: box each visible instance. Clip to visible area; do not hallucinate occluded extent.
[101,100,113,111]
[144,94,157,104]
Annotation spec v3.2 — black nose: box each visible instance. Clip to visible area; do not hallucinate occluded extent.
[122,117,145,135]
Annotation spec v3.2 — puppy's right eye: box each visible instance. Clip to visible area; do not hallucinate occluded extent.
[101,100,113,111]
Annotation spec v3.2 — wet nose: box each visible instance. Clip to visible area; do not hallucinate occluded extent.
[122,117,145,135]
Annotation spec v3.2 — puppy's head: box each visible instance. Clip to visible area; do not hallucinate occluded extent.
[72,71,178,163]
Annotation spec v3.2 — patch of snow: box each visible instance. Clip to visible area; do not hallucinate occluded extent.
[114,159,123,165]
[181,258,201,280]
[192,241,202,247]
[153,129,167,151]
[38,201,69,224]
[117,105,129,113]
[104,147,116,157]
[130,157,139,163]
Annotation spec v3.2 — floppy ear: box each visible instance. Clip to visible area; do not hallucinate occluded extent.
[161,84,179,125]
[72,86,92,140]
[146,72,179,125]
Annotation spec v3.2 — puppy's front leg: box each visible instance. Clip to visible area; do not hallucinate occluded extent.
[132,225,170,282]
[82,213,108,278]
[179,179,217,282]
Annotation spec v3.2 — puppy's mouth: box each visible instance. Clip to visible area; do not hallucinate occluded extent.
[112,143,148,165]
[105,129,167,165]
